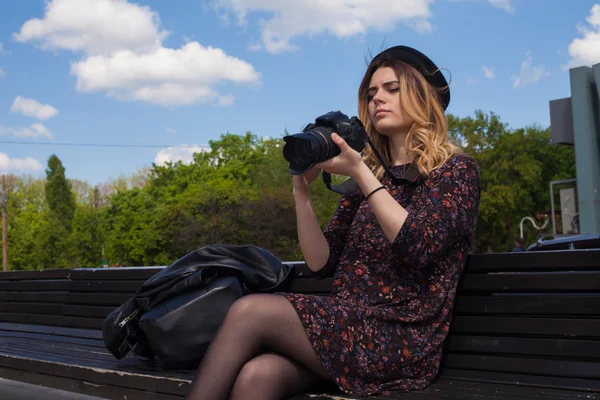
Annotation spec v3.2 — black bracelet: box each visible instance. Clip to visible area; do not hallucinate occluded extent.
[365,185,386,201]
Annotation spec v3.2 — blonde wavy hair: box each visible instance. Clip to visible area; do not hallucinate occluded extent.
[358,56,461,180]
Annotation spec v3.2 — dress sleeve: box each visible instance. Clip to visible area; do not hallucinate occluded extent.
[310,191,362,279]
[391,155,481,269]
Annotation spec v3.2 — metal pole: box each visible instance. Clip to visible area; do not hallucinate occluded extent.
[569,65,600,234]
[1,176,7,272]
[550,181,556,236]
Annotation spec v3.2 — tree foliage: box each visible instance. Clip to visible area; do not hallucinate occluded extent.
[0,111,577,270]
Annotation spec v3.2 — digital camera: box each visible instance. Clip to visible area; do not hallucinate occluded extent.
[282,111,368,175]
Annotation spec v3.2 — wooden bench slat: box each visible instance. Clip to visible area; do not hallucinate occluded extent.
[288,278,334,293]
[71,267,163,281]
[70,265,311,281]
[0,345,193,395]
[0,323,108,341]
[454,296,600,315]
[0,312,103,330]
[444,353,600,379]
[0,330,104,348]
[69,280,144,293]
[0,303,62,316]
[0,269,70,281]
[3,339,120,364]
[441,368,600,393]
[62,304,116,319]
[447,335,600,358]
[66,293,131,306]
[401,376,598,399]
[465,250,600,272]
[450,316,600,338]
[0,322,72,336]
[0,280,69,291]
[0,366,184,400]
[50,326,103,339]
[460,272,600,292]
[0,291,68,303]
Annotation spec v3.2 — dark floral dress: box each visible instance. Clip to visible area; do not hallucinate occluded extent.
[278,154,481,397]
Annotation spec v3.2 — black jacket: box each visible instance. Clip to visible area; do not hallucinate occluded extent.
[103,244,294,367]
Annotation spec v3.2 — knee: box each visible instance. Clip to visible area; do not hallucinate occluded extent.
[231,356,277,394]
[226,293,270,321]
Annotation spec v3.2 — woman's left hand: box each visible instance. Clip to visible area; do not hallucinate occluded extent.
[315,132,364,178]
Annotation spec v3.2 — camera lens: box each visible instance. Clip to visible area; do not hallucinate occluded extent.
[294,140,315,166]
[283,126,337,174]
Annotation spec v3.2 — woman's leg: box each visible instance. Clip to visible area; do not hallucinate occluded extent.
[186,294,332,400]
[229,352,322,400]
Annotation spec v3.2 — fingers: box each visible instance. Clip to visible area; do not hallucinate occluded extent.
[314,159,332,171]
[331,133,349,151]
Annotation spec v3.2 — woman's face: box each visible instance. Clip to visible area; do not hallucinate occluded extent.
[367,66,414,136]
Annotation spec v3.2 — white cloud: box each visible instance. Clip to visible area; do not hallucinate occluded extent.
[488,0,515,13]
[482,66,496,79]
[217,94,235,106]
[0,42,3,53]
[512,52,550,88]
[466,77,478,85]
[10,96,59,120]
[0,123,53,139]
[13,0,167,56]
[412,19,433,34]
[213,0,434,54]
[0,153,44,172]
[154,145,210,166]
[70,42,260,106]
[14,0,260,107]
[0,68,4,77]
[165,127,176,134]
[565,4,600,69]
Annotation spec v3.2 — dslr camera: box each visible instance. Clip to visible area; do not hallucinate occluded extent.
[283,111,368,175]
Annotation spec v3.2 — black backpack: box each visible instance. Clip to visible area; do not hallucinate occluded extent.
[102,244,294,369]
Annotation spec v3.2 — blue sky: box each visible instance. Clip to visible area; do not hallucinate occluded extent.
[1,0,599,185]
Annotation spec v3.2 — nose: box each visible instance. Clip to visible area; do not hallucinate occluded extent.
[372,91,384,105]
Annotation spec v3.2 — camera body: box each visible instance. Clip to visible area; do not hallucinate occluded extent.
[283,111,368,175]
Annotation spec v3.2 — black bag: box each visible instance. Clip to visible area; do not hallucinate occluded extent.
[102,244,294,369]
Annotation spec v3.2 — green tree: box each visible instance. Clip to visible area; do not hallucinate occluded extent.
[448,112,575,252]
[38,155,77,268]
[68,205,105,268]
[45,155,76,231]
[103,188,165,266]
[5,175,46,270]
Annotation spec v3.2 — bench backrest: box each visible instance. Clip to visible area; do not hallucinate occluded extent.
[0,249,599,391]
[442,250,600,391]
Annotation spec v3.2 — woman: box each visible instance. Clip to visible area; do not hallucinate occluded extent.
[186,45,481,400]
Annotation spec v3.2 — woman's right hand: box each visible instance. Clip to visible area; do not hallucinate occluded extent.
[292,166,321,196]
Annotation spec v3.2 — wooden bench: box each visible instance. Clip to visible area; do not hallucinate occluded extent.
[0,249,599,399]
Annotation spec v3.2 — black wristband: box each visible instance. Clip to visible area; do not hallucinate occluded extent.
[365,185,386,201]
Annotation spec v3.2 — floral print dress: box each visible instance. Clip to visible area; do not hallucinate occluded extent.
[279,154,481,397]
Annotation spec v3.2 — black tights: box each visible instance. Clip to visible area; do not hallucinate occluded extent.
[186,293,333,400]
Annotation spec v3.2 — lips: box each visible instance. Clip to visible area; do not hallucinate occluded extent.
[375,109,389,117]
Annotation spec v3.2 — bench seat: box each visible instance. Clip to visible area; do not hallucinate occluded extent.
[0,249,599,399]
[2,323,596,400]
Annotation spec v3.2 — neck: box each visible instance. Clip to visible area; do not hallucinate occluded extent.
[388,132,411,165]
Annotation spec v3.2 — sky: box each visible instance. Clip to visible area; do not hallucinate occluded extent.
[1,0,600,185]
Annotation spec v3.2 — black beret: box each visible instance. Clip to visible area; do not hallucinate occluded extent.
[370,45,450,110]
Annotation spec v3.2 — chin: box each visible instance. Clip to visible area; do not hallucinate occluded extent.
[373,121,401,136]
